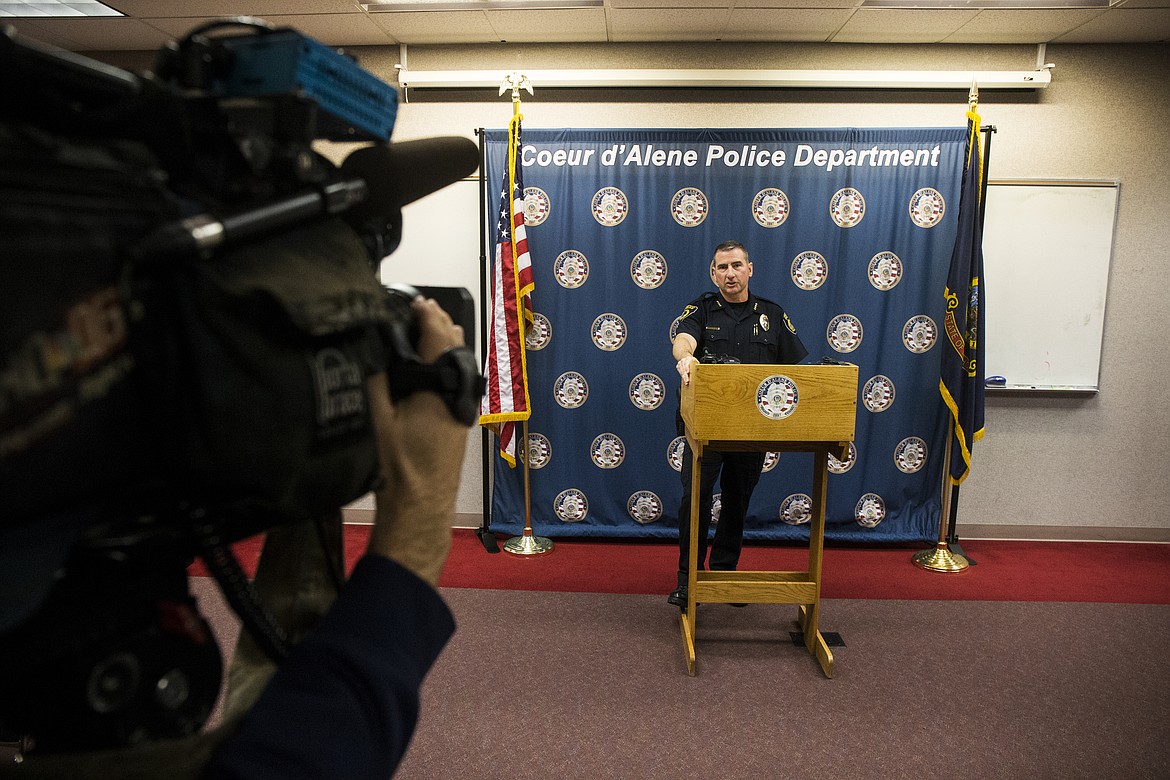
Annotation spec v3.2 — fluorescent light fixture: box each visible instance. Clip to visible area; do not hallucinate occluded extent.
[860,0,1113,7]
[0,0,121,16]
[397,68,1052,91]
[363,0,601,11]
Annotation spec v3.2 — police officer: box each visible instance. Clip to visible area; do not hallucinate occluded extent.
[668,240,807,608]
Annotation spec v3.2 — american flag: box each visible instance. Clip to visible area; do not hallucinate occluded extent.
[479,115,533,466]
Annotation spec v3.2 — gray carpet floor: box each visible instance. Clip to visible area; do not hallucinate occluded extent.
[192,580,1170,779]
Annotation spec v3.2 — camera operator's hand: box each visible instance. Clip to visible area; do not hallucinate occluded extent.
[366,297,469,586]
[412,295,464,362]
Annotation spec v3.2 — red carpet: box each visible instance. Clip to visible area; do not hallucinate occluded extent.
[189,526,1170,604]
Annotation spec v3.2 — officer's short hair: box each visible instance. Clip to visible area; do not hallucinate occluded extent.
[712,240,749,267]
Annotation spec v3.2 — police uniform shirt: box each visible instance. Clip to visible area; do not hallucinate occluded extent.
[676,291,808,365]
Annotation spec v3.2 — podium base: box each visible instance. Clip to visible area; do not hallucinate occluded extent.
[503,534,554,556]
[912,543,969,573]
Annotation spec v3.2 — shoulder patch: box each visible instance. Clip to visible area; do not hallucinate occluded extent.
[784,313,797,333]
[679,304,698,320]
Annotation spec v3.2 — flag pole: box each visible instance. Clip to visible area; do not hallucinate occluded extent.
[498,72,552,557]
[912,418,969,572]
[916,88,978,574]
[503,418,552,555]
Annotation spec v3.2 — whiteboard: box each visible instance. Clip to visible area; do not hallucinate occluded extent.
[982,180,1119,392]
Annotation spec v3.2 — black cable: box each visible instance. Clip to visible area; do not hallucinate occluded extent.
[193,517,292,663]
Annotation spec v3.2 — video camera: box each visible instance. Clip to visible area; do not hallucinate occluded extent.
[0,18,481,754]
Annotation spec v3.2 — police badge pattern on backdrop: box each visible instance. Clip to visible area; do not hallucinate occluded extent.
[484,127,968,543]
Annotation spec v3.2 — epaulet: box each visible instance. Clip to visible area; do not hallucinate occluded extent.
[699,291,719,301]
[750,292,780,309]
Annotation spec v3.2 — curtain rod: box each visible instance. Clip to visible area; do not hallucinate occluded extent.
[396,68,1052,91]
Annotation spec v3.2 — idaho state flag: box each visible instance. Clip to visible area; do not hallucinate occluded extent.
[479,115,533,467]
[940,110,986,484]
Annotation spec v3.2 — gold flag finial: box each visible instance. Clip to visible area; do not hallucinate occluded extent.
[499,71,534,101]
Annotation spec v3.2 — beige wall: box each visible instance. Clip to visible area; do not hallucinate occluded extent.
[86,38,1170,540]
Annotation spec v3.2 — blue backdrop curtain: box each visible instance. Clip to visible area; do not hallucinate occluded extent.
[484,127,968,543]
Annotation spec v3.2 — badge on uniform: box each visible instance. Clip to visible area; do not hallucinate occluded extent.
[759,314,770,332]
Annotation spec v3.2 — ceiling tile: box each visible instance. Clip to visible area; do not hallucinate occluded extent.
[484,7,608,41]
[1053,6,1170,40]
[739,0,860,7]
[942,8,1109,43]
[608,0,727,7]
[3,0,1164,49]
[368,9,497,43]
[9,16,170,49]
[143,13,394,45]
[723,7,855,40]
[610,7,731,40]
[833,8,978,42]
[5,19,88,49]
[251,13,394,45]
[106,0,362,16]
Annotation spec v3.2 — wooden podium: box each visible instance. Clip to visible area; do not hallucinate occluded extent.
[678,362,858,677]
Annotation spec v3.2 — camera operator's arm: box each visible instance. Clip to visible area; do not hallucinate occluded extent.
[205,297,469,780]
[366,296,468,585]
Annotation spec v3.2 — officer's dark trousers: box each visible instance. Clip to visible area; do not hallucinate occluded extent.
[676,442,765,586]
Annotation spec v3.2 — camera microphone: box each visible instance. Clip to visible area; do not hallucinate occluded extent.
[130,136,479,261]
[340,135,480,224]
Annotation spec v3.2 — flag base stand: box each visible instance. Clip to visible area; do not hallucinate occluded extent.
[503,532,554,556]
[911,542,969,573]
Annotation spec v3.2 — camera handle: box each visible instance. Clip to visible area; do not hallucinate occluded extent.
[388,346,485,426]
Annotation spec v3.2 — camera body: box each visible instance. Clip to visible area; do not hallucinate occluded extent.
[0,20,480,753]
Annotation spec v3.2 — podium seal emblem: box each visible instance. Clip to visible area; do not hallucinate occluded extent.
[756,375,799,420]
